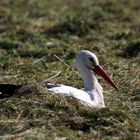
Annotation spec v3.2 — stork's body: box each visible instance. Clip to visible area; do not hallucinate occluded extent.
[42,50,118,108]
[0,50,118,108]
[42,83,104,108]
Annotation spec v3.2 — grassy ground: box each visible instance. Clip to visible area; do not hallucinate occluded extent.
[0,0,140,139]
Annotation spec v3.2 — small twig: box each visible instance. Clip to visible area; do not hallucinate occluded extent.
[32,56,46,66]
[54,54,72,69]
[45,71,61,81]
[3,74,21,79]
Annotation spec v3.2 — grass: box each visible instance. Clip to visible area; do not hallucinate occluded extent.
[0,0,140,139]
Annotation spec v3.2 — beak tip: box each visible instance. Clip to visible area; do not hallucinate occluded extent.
[116,87,119,91]
[94,65,119,92]
[113,84,119,91]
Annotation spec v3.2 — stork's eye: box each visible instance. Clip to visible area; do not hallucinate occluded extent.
[89,57,94,63]
[89,57,96,65]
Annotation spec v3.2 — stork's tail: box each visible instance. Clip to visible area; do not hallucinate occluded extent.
[0,84,22,99]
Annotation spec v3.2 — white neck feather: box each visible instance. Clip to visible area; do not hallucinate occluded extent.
[75,56,105,107]
[75,60,97,91]
[80,67,96,91]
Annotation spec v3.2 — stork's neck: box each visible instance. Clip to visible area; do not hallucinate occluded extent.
[83,71,97,92]
[77,65,97,91]
[80,68,105,107]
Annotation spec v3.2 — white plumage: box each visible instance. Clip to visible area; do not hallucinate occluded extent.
[43,50,118,108]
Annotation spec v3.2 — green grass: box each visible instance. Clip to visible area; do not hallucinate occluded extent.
[0,0,140,139]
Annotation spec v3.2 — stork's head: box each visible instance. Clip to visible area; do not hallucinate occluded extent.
[75,50,119,91]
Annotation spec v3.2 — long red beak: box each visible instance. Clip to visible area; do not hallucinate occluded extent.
[91,65,119,91]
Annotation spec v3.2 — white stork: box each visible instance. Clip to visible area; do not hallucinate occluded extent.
[42,50,118,108]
